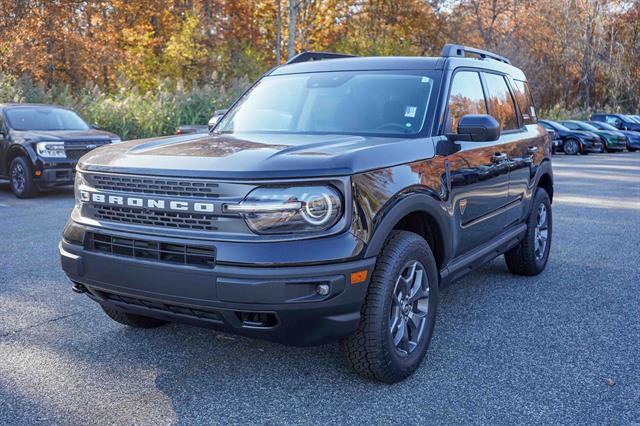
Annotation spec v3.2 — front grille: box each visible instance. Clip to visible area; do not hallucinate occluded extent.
[65,141,109,160]
[99,291,224,323]
[87,232,216,268]
[92,204,218,231]
[92,174,220,198]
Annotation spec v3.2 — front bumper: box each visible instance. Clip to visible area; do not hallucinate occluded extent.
[603,139,627,150]
[627,138,640,149]
[59,231,376,346]
[583,141,603,152]
[34,158,77,188]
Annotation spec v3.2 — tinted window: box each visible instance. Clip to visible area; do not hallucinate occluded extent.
[562,122,581,130]
[605,115,622,127]
[5,107,89,131]
[446,71,487,133]
[483,73,519,131]
[513,80,537,124]
[590,121,617,131]
[217,71,435,137]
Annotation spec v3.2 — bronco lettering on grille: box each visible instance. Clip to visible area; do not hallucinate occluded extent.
[82,191,215,213]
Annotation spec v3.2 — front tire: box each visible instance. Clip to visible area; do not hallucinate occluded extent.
[9,157,39,198]
[341,231,439,383]
[504,189,552,276]
[101,306,169,328]
[563,139,580,155]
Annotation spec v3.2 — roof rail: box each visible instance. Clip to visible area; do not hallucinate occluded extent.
[441,43,511,65]
[286,51,356,65]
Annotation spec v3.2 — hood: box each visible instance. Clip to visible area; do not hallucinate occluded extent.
[625,122,640,131]
[595,130,626,139]
[12,129,118,142]
[572,130,598,140]
[78,132,437,179]
[619,129,640,137]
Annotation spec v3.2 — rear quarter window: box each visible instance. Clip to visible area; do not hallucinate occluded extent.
[483,73,519,131]
[513,80,537,125]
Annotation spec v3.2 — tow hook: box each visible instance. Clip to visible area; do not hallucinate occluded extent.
[71,283,88,294]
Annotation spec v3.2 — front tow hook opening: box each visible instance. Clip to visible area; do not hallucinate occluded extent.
[71,282,88,294]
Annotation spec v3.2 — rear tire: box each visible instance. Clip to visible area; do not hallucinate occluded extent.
[505,189,552,276]
[9,157,38,198]
[101,306,169,328]
[563,139,579,155]
[341,231,439,383]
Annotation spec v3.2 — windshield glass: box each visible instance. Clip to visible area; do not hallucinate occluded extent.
[591,121,617,131]
[544,121,570,131]
[216,71,436,137]
[5,107,89,131]
[571,121,598,131]
[627,115,640,123]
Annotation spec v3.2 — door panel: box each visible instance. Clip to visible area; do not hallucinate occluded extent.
[445,70,509,257]
[448,141,510,255]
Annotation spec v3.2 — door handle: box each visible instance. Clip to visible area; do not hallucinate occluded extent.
[491,153,508,163]
[528,146,539,155]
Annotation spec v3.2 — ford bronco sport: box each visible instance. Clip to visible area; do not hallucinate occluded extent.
[60,44,553,383]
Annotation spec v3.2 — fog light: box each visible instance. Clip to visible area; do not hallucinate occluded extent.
[316,284,330,296]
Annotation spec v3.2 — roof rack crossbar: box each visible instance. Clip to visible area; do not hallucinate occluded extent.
[286,51,356,65]
[441,44,511,65]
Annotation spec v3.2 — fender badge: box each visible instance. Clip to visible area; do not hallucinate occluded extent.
[459,199,467,215]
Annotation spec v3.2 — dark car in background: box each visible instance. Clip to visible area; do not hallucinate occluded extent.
[539,119,602,155]
[175,124,208,135]
[591,113,640,132]
[560,120,626,152]
[0,104,121,198]
[588,121,640,152]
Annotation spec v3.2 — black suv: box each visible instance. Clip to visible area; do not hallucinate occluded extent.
[538,119,602,155]
[60,45,553,383]
[0,104,121,198]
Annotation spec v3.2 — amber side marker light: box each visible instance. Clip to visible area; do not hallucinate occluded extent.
[34,170,42,177]
[350,270,368,285]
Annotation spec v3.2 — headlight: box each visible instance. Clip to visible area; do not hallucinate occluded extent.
[110,138,122,144]
[74,172,91,206]
[225,185,343,234]
[36,141,66,158]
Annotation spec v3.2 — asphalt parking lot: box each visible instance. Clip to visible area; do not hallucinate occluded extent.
[1,153,639,424]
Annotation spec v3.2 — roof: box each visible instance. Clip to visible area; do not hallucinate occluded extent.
[0,103,71,110]
[269,55,526,80]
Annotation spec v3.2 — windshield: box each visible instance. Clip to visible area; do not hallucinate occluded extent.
[543,121,570,131]
[569,121,598,131]
[591,121,617,131]
[216,71,436,137]
[5,107,89,131]
[627,115,640,123]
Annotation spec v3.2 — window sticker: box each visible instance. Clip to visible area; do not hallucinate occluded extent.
[421,76,431,83]
[404,106,417,118]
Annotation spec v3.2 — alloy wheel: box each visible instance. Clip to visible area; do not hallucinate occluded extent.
[389,260,430,356]
[534,204,549,260]
[11,163,26,193]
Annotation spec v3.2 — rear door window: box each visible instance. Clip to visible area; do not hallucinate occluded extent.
[483,73,519,131]
[512,80,537,125]
[446,71,487,133]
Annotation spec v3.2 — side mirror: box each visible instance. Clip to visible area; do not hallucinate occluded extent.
[90,123,101,130]
[446,114,500,142]
[208,109,228,131]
